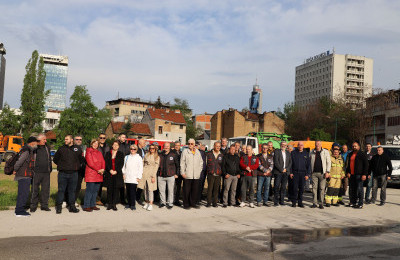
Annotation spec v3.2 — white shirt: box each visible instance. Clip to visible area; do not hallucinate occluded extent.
[282,150,287,168]
[122,154,143,184]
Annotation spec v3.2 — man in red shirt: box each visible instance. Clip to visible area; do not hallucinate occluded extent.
[239,145,259,208]
[346,141,369,209]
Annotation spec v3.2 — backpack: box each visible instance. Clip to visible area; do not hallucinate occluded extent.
[4,152,21,175]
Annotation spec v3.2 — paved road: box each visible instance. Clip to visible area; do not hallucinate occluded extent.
[0,188,399,259]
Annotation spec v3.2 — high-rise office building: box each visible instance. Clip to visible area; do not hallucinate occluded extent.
[0,43,6,109]
[295,50,373,108]
[40,54,68,111]
[249,80,263,114]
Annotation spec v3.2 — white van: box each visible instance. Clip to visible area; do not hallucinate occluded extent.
[228,136,259,154]
[372,145,400,185]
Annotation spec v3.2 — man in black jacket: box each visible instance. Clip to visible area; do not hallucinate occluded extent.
[73,135,86,206]
[289,141,311,208]
[346,141,369,209]
[222,145,241,207]
[14,136,38,217]
[158,142,179,209]
[369,146,393,206]
[54,135,82,214]
[273,141,292,206]
[30,133,52,212]
[173,141,183,206]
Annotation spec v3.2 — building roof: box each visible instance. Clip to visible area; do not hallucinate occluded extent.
[147,108,186,124]
[106,98,171,107]
[239,111,260,121]
[110,122,152,135]
[45,130,56,140]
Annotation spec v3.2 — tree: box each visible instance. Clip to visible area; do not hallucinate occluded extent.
[55,85,111,147]
[309,128,332,141]
[170,98,201,141]
[20,50,48,138]
[121,119,133,136]
[154,96,163,109]
[0,103,21,135]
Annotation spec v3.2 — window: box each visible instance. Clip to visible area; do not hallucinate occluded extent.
[388,116,400,126]
[114,108,119,116]
[179,137,182,142]
[180,125,183,129]
[158,126,163,134]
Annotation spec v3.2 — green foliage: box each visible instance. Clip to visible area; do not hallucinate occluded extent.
[154,96,163,109]
[170,98,201,141]
[309,128,332,141]
[55,85,112,147]
[121,120,133,136]
[0,104,21,135]
[20,50,49,139]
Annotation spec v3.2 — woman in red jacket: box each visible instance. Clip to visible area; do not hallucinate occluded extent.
[83,139,105,212]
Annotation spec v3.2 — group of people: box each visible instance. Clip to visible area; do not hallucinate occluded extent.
[12,133,393,217]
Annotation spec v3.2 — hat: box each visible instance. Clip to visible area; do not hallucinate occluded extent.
[332,142,340,148]
[27,136,38,143]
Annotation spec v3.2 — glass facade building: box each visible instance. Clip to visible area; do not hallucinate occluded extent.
[41,54,68,111]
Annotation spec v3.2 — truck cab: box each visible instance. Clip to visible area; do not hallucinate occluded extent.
[0,135,24,161]
[228,136,259,154]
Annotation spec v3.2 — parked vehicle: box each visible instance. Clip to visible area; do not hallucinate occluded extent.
[228,132,292,155]
[0,134,24,162]
[288,140,334,153]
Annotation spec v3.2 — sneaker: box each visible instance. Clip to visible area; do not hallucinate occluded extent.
[166,205,173,210]
[249,203,255,208]
[239,202,246,208]
[159,204,166,208]
[147,204,153,211]
[143,203,149,210]
[15,211,31,217]
[257,202,262,207]
[354,205,363,209]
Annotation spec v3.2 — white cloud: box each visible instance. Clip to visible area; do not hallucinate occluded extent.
[0,0,399,114]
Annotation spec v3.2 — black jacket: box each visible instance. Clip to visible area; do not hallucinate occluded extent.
[273,149,292,175]
[291,149,311,176]
[118,141,130,156]
[158,151,179,177]
[206,151,223,175]
[346,151,369,176]
[222,153,241,177]
[98,143,110,159]
[369,153,393,177]
[172,149,181,175]
[34,144,52,173]
[104,150,124,189]
[14,145,35,179]
[53,145,83,173]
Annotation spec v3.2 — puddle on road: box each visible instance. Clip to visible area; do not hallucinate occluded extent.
[270,224,400,246]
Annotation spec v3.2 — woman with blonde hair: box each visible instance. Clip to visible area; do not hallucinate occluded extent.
[138,144,160,211]
[122,144,143,210]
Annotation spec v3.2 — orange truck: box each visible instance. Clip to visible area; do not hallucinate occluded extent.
[0,133,24,162]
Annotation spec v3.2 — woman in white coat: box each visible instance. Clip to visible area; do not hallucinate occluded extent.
[122,144,143,210]
[138,144,160,211]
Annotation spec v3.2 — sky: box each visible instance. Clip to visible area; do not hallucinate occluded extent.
[1,0,400,114]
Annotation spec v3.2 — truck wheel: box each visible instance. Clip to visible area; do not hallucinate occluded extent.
[3,152,14,162]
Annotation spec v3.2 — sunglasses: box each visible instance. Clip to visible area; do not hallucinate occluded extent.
[188,143,195,145]
[131,148,137,150]
[75,139,82,141]
[150,148,155,150]
[99,137,106,139]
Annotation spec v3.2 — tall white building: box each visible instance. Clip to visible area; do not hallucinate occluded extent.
[295,50,373,108]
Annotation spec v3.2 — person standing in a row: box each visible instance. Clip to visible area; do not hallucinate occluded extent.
[83,139,105,212]
[273,142,291,206]
[54,135,82,214]
[289,141,310,208]
[138,144,159,211]
[239,145,259,208]
[97,133,110,206]
[118,134,130,205]
[325,148,345,207]
[206,142,223,207]
[30,134,52,212]
[173,141,183,206]
[158,142,179,209]
[222,145,241,207]
[369,146,393,206]
[256,142,274,207]
[346,141,369,209]
[180,138,203,209]
[104,141,124,211]
[122,144,143,210]
[14,137,38,217]
[310,141,331,209]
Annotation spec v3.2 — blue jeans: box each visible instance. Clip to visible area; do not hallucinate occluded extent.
[15,178,31,214]
[257,175,271,203]
[365,173,373,200]
[84,182,101,208]
[56,171,78,207]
